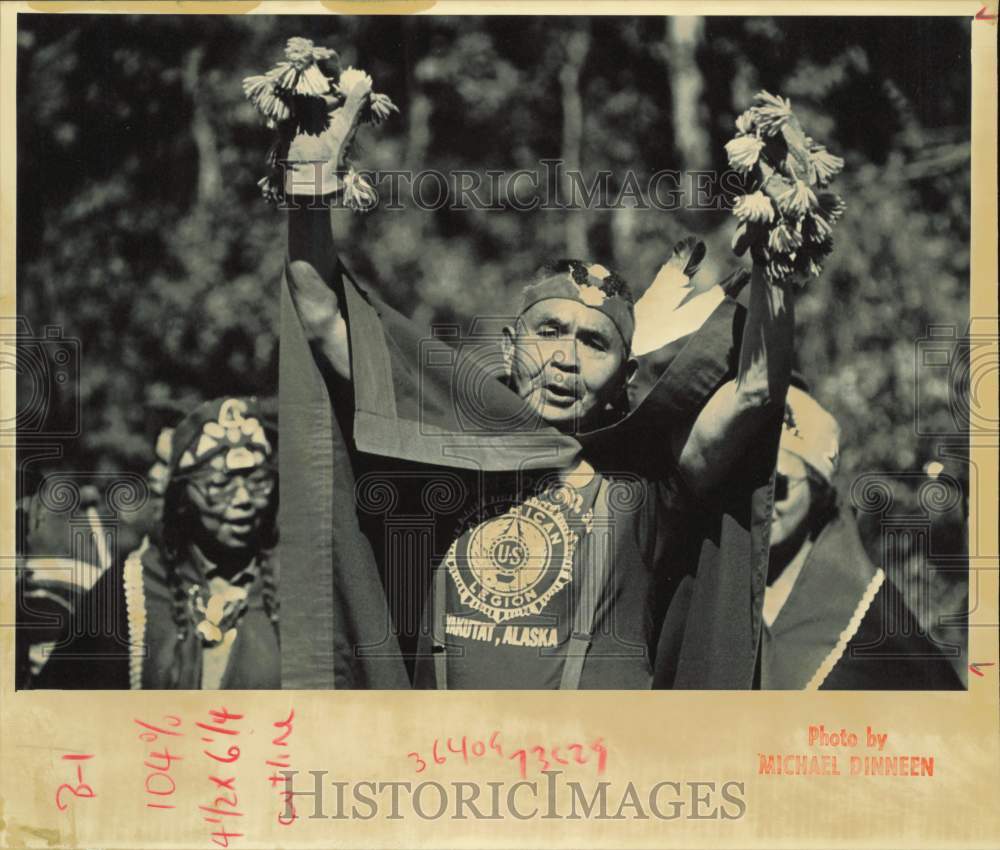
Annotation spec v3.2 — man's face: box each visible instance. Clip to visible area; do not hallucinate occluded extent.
[184,454,276,552]
[770,450,813,548]
[503,298,635,433]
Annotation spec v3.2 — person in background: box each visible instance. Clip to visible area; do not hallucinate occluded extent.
[760,383,962,689]
[15,484,107,688]
[119,422,175,550]
[35,396,280,689]
[16,410,181,688]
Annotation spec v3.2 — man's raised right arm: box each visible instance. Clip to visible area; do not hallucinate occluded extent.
[264,60,393,383]
[286,204,352,381]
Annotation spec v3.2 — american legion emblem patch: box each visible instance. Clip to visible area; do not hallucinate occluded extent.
[445,484,594,625]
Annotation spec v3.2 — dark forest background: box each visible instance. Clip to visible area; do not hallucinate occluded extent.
[15,14,972,650]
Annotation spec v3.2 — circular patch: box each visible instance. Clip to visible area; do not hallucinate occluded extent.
[446,494,578,624]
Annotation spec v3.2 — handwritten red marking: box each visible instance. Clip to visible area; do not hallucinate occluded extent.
[209,775,237,792]
[145,748,183,772]
[277,799,297,827]
[145,771,177,797]
[55,755,95,811]
[200,708,243,847]
[509,748,528,778]
[134,716,182,740]
[975,5,997,20]
[200,805,243,817]
[532,746,551,772]
[212,789,240,810]
[209,826,244,848]
[204,745,241,764]
[272,709,294,745]
[268,709,298,826]
[407,732,608,779]
[136,715,184,813]
[970,662,995,677]
[591,738,608,775]
[447,736,469,763]
[211,707,244,723]
[197,723,239,736]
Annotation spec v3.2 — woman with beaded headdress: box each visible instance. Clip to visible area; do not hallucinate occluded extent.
[35,396,280,689]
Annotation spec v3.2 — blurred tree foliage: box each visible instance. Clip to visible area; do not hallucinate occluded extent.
[17,15,971,543]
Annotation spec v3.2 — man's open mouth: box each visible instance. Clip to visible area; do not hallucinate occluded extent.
[542,382,579,405]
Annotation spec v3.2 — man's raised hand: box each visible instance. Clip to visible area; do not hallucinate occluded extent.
[286,260,351,381]
[244,37,398,207]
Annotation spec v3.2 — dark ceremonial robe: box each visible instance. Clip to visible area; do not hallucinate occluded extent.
[279,265,779,690]
[34,540,280,690]
[760,500,963,690]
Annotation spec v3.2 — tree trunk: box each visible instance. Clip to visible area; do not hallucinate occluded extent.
[560,26,591,259]
[611,203,637,279]
[664,16,710,210]
[183,46,221,204]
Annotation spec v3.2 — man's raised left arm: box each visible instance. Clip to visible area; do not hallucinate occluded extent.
[670,266,794,498]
